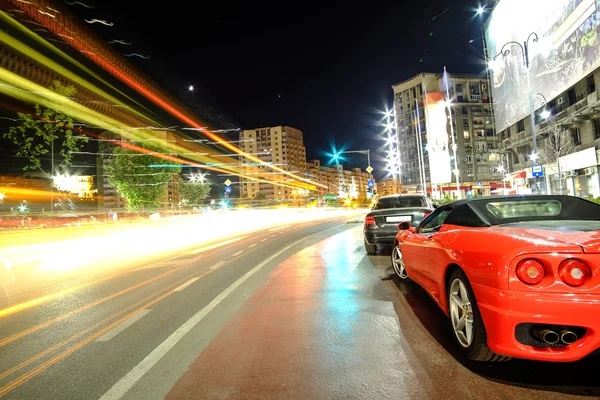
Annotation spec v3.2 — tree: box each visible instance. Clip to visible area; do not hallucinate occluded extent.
[2,81,86,177]
[538,125,577,195]
[253,192,267,201]
[105,141,181,211]
[179,177,211,205]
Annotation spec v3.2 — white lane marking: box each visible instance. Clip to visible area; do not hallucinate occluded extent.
[209,261,225,270]
[269,234,276,238]
[249,244,257,248]
[268,225,291,232]
[99,237,307,400]
[96,309,152,342]
[172,278,200,292]
[232,250,243,257]
[186,236,248,255]
[261,238,267,242]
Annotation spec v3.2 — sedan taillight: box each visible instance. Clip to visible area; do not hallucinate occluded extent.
[559,259,590,287]
[516,259,545,285]
[423,211,431,218]
[365,216,375,225]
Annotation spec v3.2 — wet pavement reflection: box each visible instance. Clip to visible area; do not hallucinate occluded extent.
[167,226,600,399]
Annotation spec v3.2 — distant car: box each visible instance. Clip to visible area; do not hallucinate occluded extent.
[363,194,435,255]
[391,195,600,362]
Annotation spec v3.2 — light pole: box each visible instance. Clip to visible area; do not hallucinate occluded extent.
[489,32,540,191]
[384,110,401,193]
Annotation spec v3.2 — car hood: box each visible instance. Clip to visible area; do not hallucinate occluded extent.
[492,220,600,254]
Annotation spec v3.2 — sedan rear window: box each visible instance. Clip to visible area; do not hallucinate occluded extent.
[373,196,426,210]
[485,200,562,219]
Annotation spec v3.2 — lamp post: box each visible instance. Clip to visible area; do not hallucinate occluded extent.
[489,32,541,192]
[384,110,401,194]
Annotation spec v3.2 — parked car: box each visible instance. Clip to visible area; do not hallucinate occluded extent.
[363,194,435,254]
[391,195,600,362]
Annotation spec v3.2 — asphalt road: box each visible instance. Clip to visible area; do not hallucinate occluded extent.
[1,215,599,399]
[0,216,361,399]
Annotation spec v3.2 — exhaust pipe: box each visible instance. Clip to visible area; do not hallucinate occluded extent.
[560,330,578,345]
[532,327,560,344]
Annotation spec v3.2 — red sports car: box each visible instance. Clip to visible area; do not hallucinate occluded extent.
[391,195,600,362]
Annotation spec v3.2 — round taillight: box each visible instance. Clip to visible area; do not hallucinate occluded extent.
[516,259,545,285]
[559,259,590,287]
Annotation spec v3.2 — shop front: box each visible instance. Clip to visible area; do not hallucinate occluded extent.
[546,147,600,198]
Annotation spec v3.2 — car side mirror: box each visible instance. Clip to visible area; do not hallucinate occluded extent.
[398,221,411,231]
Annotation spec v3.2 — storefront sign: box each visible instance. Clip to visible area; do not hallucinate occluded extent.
[559,147,598,172]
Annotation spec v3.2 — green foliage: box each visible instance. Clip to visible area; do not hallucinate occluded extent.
[105,141,181,211]
[587,196,600,205]
[324,197,341,207]
[2,82,85,176]
[253,192,267,201]
[179,178,211,204]
[436,194,455,205]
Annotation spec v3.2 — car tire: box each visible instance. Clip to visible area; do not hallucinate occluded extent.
[391,243,409,280]
[447,269,511,362]
[364,239,376,255]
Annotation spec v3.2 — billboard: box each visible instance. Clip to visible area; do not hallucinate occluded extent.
[484,0,600,132]
[425,92,452,184]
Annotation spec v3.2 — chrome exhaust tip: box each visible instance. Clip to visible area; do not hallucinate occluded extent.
[560,330,578,345]
[532,327,560,345]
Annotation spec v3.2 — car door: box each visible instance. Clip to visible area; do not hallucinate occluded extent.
[400,206,451,288]
[418,206,454,284]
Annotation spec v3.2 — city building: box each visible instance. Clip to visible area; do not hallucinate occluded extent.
[482,0,600,198]
[376,177,400,197]
[497,73,600,198]
[305,160,373,199]
[392,72,503,198]
[239,126,307,200]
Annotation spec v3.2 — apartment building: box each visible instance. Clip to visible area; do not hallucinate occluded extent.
[497,71,600,198]
[392,73,502,198]
[239,126,307,200]
[376,177,400,197]
[305,160,372,199]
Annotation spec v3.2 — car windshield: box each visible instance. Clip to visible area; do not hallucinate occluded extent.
[485,200,562,219]
[373,196,426,210]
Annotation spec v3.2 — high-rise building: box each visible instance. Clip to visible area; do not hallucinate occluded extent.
[239,126,307,200]
[392,73,502,197]
[376,177,400,197]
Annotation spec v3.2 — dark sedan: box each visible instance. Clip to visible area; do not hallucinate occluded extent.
[363,194,434,254]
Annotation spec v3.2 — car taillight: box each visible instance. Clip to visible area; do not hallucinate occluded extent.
[516,259,545,285]
[424,211,431,218]
[365,216,375,225]
[559,259,590,287]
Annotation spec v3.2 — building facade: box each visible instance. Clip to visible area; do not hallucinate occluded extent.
[376,177,399,197]
[392,73,502,198]
[497,70,600,198]
[239,126,307,200]
[305,160,372,199]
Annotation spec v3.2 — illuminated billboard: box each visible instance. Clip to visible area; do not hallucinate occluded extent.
[484,0,600,132]
[425,92,452,184]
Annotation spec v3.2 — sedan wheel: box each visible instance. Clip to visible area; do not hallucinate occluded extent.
[446,269,511,362]
[391,245,408,280]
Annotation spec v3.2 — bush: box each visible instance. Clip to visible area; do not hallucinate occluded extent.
[587,196,600,205]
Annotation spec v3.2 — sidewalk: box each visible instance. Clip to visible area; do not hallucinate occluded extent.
[166,225,407,399]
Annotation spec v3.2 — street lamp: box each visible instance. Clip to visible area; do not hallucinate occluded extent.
[477,6,485,15]
[188,85,194,92]
[489,32,540,192]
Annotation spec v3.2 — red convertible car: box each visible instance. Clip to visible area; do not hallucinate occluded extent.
[391,195,600,362]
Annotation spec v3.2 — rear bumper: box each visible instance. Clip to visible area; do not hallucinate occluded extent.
[472,283,600,362]
[364,227,398,246]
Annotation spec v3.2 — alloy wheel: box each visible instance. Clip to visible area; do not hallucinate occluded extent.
[449,278,474,348]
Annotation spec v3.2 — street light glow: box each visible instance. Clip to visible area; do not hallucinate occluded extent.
[188,85,194,92]
[477,6,485,15]
[530,153,538,161]
[541,109,551,119]
[0,193,4,201]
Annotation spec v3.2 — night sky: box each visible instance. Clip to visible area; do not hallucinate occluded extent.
[69,0,491,177]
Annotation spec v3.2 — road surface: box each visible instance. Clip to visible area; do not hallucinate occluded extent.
[1,217,598,399]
